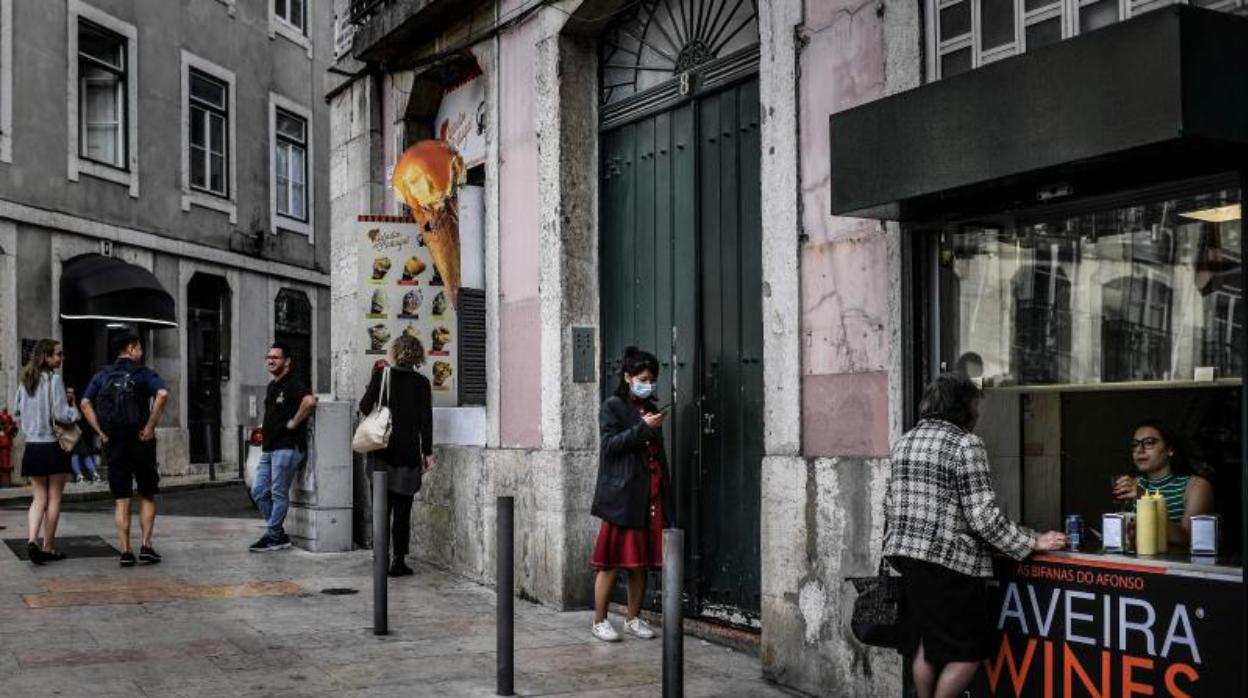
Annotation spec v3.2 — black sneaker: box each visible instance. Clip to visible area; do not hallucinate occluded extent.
[267,533,292,551]
[119,551,137,567]
[248,535,273,553]
[27,542,46,566]
[139,546,161,564]
[388,560,414,577]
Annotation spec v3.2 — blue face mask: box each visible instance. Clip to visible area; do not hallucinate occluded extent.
[630,381,655,399]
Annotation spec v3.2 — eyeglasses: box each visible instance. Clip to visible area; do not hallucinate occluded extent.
[1129,437,1162,451]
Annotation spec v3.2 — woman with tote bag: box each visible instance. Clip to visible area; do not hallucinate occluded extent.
[358,335,434,577]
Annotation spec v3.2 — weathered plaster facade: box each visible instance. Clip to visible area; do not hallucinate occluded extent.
[332,0,924,694]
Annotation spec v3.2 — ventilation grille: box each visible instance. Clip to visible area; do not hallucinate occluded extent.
[457,288,486,406]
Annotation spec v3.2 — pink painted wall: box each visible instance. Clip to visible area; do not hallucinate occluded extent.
[798,1,892,457]
[497,14,543,448]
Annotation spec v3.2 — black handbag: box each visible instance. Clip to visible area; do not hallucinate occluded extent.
[847,519,903,649]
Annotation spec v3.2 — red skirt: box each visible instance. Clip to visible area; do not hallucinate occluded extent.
[591,460,664,570]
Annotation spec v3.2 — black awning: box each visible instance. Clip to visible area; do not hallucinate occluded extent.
[60,254,177,327]
[828,6,1248,222]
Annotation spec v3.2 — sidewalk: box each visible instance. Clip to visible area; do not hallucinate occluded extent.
[0,502,796,697]
[0,474,242,504]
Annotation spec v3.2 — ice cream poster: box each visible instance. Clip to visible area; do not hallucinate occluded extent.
[356,215,458,407]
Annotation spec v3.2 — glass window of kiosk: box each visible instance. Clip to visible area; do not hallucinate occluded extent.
[929,178,1242,558]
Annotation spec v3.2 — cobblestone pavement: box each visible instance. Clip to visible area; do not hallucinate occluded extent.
[0,496,794,697]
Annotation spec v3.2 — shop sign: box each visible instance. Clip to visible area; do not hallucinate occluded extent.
[434,73,485,169]
[968,556,1242,697]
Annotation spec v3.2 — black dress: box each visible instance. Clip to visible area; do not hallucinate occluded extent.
[359,365,433,490]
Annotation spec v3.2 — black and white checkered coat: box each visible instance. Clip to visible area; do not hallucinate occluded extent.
[882,419,1035,578]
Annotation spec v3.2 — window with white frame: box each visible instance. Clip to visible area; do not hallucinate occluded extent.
[67,1,138,195]
[275,108,308,221]
[189,70,229,196]
[180,52,236,220]
[927,0,1248,80]
[269,92,313,239]
[78,19,126,169]
[274,0,305,34]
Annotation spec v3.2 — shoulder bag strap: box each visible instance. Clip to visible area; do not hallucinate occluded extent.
[381,367,391,408]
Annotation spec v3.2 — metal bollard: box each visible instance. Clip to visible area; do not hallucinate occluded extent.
[372,463,389,636]
[496,496,515,696]
[662,528,684,698]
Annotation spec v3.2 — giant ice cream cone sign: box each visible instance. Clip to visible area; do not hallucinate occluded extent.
[392,140,466,309]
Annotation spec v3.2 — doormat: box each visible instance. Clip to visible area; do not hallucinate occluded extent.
[4,536,119,560]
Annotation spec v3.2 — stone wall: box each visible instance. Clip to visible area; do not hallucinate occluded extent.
[757,1,921,696]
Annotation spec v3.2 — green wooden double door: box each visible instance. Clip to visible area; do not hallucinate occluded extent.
[600,78,763,624]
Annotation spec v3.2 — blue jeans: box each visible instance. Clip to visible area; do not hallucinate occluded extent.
[252,448,303,537]
[71,453,99,478]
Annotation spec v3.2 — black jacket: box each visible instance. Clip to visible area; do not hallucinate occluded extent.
[359,365,433,478]
[592,395,670,529]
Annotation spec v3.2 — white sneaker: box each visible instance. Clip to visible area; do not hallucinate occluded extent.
[624,617,656,639]
[591,620,620,642]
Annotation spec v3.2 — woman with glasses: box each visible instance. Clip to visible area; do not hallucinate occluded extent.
[12,339,78,564]
[1112,420,1214,548]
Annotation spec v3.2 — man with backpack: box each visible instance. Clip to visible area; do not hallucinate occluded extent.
[80,333,169,567]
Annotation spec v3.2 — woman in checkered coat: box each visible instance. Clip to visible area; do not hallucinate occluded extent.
[883,373,1066,698]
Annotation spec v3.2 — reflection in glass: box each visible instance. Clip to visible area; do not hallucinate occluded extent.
[940,186,1243,387]
[981,0,1015,51]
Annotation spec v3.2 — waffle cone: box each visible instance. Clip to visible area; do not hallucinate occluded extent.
[419,204,461,309]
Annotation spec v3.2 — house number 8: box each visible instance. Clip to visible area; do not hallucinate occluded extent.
[679,72,692,96]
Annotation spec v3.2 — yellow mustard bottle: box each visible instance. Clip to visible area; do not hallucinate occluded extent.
[1136,491,1157,556]
[1154,490,1169,554]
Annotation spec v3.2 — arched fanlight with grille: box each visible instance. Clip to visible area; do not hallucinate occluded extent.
[600,0,759,106]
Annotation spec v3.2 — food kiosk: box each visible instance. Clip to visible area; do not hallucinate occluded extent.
[829,7,1247,696]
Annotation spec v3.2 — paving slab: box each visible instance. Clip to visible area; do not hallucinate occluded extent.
[0,500,801,697]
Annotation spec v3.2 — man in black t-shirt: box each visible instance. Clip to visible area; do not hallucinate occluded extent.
[249,341,317,552]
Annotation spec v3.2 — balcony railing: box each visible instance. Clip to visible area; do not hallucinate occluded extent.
[348,0,389,24]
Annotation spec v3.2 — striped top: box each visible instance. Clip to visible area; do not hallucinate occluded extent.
[1137,473,1190,522]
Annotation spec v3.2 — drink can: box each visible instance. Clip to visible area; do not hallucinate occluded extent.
[1065,515,1084,551]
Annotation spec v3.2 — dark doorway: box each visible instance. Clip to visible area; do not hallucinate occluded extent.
[599,78,763,626]
[187,274,230,465]
[274,289,312,389]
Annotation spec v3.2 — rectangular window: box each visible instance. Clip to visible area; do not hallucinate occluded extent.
[275,109,307,221]
[189,69,228,196]
[929,0,1248,79]
[78,19,126,169]
[274,0,305,33]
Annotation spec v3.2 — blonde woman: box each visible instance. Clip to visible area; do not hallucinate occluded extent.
[13,339,79,564]
[359,335,434,576]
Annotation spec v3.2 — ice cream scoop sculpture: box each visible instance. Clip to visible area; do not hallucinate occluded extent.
[392,139,465,309]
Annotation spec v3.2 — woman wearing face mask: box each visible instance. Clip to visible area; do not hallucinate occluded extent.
[1111,420,1214,548]
[589,346,670,643]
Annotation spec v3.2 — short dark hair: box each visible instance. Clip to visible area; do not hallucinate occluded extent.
[1132,419,1192,474]
[111,333,141,358]
[918,372,982,431]
[270,341,293,360]
[614,346,660,400]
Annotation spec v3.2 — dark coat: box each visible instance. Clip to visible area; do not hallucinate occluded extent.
[359,366,432,491]
[591,395,670,529]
